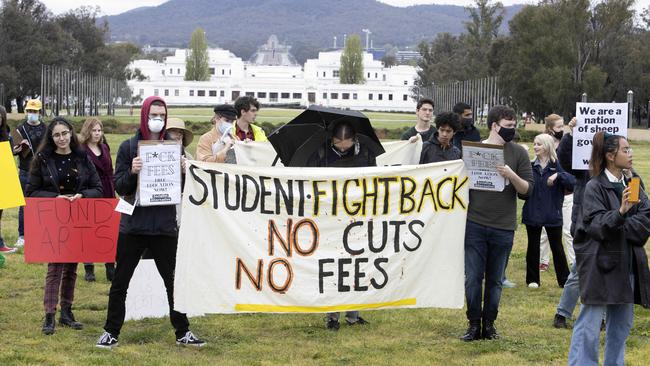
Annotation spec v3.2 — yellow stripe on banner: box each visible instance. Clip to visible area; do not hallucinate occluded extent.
[235,298,416,313]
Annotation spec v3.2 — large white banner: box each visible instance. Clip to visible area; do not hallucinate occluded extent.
[233,140,423,167]
[174,160,468,314]
[572,103,628,170]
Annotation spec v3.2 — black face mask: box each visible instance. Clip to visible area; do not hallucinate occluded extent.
[553,130,564,141]
[461,118,473,129]
[497,126,516,142]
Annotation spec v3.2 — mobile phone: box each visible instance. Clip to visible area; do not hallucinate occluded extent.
[629,177,640,203]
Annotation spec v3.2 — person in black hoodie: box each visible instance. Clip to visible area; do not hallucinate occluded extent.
[96,96,205,349]
[419,111,462,164]
[452,102,481,151]
[26,117,103,335]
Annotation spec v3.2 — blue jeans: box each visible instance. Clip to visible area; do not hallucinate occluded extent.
[568,303,633,366]
[557,262,580,319]
[18,169,29,237]
[464,220,514,321]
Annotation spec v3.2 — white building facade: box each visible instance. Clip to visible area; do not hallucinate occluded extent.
[128,48,418,112]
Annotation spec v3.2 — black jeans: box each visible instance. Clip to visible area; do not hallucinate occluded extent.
[525,225,569,287]
[103,233,189,338]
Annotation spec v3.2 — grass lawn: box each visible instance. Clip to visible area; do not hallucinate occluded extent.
[0,137,649,365]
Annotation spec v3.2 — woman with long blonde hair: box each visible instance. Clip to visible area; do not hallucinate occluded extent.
[521,133,574,288]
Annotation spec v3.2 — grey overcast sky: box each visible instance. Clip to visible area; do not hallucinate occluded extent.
[40,0,648,16]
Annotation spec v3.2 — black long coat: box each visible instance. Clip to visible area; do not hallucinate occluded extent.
[573,172,650,308]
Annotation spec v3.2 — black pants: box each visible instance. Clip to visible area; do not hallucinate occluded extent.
[525,225,569,287]
[103,233,189,338]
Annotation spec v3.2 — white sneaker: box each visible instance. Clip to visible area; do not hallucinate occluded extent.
[15,236,24,247]
[502,279,516,288]
[528,283,539,288]
[96,331,119,349]
[176,331,206,347]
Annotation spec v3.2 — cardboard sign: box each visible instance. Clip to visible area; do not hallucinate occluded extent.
[138,141,182,206]
[0,141,25,209]
[572,102,628,170]
[462,141,505,191]
[24,198,120,263]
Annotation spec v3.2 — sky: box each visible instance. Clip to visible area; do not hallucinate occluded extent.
[39,0,649,16]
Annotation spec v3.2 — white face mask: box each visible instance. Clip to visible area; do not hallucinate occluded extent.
[218,121,232,134]
[148,117,164,133]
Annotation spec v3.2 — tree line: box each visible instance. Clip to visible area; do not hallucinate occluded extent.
[415,0,650,122]
[0,0,142,113]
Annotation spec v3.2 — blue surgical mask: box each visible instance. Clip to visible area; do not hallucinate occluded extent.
[219,121,233,134]
[27,113,40,123]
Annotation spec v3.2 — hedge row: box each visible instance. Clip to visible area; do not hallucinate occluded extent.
[7,117,538,142]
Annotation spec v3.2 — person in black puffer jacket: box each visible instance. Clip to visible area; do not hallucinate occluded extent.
[27,117,103,335]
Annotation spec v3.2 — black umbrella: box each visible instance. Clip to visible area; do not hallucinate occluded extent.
[268,105,385,166]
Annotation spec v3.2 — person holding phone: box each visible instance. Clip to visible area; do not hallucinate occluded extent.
[568,132,650,365]
[26,117,103,335]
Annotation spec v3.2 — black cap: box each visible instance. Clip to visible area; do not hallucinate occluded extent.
[213,104,237,120]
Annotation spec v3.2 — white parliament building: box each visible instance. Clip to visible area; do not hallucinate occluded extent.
[128,36,418,112]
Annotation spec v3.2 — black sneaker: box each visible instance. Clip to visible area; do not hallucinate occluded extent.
[460,321,481,342]
[553,314,568,329]
[96,331,118,349]
[326,319,340,331]
[482,320,499,340]
[176,331,206,347]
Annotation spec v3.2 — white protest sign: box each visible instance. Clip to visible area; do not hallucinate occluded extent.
[174,160,468,314]
[138,141,182,206]
[125,259,202,321]
[461,141,505,192]
[233,140,422,167]
[573,103,628,170]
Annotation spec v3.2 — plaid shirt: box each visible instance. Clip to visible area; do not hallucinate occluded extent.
[235,124,255,141]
